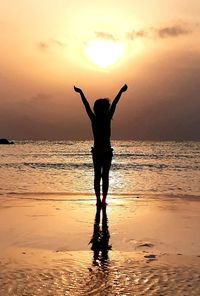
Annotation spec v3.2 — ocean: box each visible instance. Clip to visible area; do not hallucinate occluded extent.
[0,140,199,198]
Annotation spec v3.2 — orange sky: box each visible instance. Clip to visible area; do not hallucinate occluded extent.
[0,0,200,140]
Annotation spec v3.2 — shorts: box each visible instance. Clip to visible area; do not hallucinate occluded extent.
[91,147,113,166]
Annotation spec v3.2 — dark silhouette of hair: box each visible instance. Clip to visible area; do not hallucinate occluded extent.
[93,98,110,116]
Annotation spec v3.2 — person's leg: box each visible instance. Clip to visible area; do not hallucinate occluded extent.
[102,152,112,205]
[92,154,102,205]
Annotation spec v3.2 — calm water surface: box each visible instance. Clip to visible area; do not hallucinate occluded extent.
[0,140,199,198]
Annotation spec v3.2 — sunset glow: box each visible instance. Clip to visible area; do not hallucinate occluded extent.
[85,40,124,68]
[0,1,200,140]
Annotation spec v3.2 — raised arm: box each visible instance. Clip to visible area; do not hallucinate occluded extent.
[74,86,94,120]
[109,84,128,118]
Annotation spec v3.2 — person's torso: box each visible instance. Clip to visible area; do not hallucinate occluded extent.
[91,116,111,149]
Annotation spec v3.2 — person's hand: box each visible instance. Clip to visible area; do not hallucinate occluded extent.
[120,84,128,92]
[74,86,82,93]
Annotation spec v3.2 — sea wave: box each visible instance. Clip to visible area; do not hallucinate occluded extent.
[0,161,198,171]
[2,191,200,202]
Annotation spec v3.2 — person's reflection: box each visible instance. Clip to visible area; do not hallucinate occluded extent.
[89,206,112,266]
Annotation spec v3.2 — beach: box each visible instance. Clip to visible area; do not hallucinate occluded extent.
[1,194,200,295]
[1,0,200,293]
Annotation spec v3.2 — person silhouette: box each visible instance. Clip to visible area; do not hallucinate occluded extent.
[74,84,128,206]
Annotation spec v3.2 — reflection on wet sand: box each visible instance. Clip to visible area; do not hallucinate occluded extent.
[1,198,200,295]
[89,206,112,266]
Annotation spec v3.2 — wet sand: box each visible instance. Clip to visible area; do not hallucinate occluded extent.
[0,195,200,295]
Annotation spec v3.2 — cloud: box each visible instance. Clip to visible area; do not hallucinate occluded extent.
[127,22,195,40]
[38,39,66,52]
[153,24,191,38]
[95,31,117,41]
[1,46,200,140]
[113,50,200,141]
[126,30,148,40]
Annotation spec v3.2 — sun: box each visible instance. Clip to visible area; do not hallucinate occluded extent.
[85,39,124,68]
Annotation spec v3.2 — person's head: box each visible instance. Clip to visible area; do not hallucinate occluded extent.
[93,98,110,117]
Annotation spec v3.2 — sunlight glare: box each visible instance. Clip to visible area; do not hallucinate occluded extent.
[85,40,124,68]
